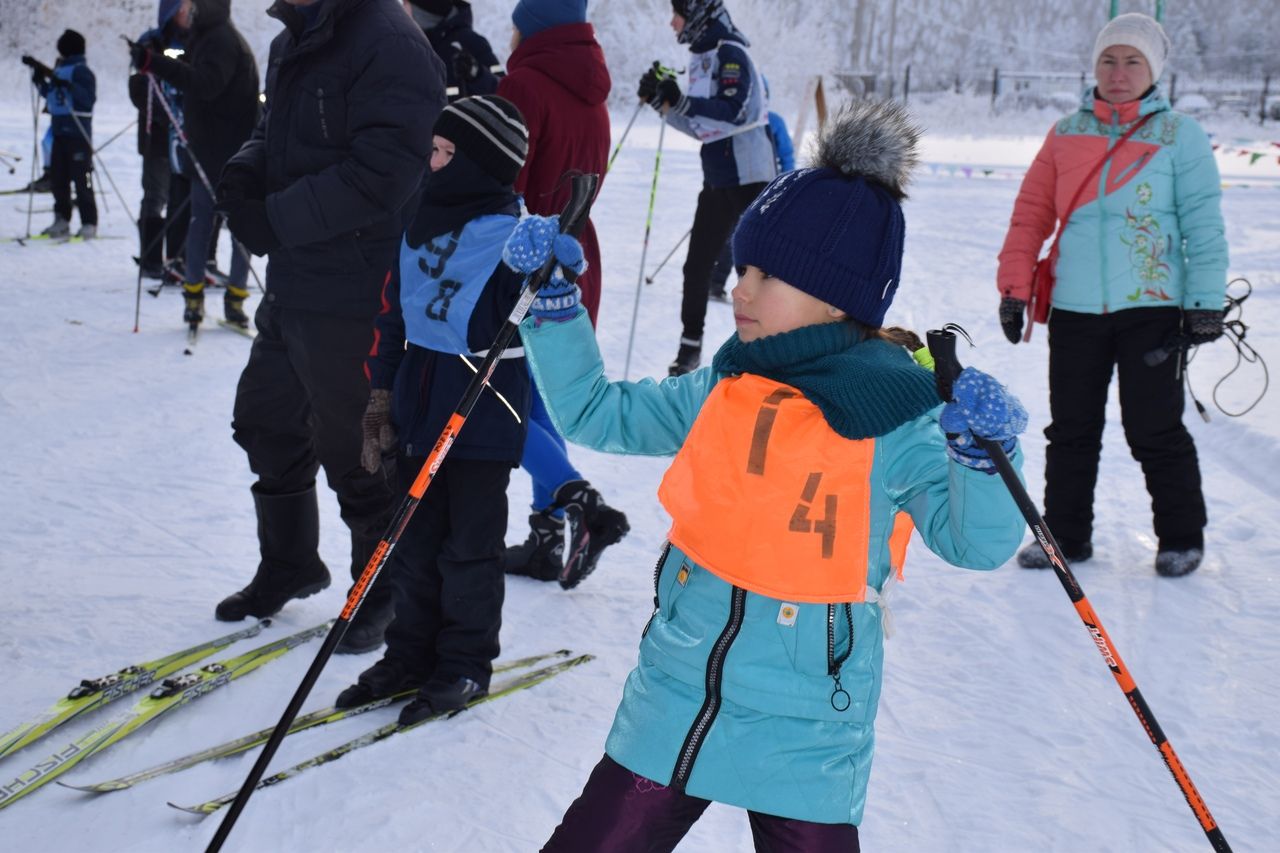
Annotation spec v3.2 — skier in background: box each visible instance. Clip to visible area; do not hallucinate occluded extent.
[407,0,502,101]
[23,30,97,241]
[638,0,776,376]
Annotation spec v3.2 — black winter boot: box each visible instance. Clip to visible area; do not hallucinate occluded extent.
[1016,539,1092,569]
[215,486,332,621]
[668,338,702,377]
[553,479,630,589]
[335,656,425,709]
[336,533,395,655]
[398,676,487,726]
[138,216,166,280]
[502,511,565,582]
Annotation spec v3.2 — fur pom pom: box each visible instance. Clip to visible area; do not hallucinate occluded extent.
[813,100,921,199]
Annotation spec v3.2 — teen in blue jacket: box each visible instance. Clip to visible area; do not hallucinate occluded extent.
[514,101,1028,850]
[30,30,96,240]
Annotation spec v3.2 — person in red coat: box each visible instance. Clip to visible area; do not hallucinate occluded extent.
[497,0,629,590]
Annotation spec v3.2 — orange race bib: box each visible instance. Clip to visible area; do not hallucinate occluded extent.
[659,374,910,603]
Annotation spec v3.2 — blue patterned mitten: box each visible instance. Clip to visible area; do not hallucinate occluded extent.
[938,367,1028,473]
[502,215,587,277]
[530,277,582,325]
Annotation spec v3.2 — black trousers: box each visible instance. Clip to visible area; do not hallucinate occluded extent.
[382,455,510,687]
[680,182,765,342]
[50,135,96,226]
[232,303,395,576]
[1043,308,1206,549]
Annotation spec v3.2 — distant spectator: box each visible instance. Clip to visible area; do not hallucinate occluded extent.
[407,0,502,100]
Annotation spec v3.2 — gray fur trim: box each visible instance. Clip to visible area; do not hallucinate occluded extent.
[813,100,921,198]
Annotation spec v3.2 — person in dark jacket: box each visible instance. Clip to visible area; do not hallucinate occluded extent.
[639,0,776,376]
[497,0,629,592]
[213,0,445,655]
[26,30,97,240]
[335,95,536,724]
[132,0,260,329]
[408,0,501,101]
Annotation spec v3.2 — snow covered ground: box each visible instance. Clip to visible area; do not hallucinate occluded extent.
[1,101,1277,852]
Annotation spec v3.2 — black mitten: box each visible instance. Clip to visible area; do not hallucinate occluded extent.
[998,297,1025,344]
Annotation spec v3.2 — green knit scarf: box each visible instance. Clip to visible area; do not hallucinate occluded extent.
[710,322,940,440]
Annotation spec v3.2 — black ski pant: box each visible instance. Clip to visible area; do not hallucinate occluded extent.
[382,455,509,688]
[231,302,395,590]
[50,135,96,227]
[679,182,766,343]
[1043,307,1206,550]
[139,151,170,221]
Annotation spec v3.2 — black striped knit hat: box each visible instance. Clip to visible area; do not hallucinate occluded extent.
[432,95,528,186]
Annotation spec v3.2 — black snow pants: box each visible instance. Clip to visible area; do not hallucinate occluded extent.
[679,182,765,342]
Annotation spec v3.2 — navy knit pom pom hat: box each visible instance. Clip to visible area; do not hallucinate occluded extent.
[732,100,921,328]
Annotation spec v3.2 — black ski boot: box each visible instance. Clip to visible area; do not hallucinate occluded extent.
[553,479,630,589]
[668,338,702,377]
[138,216,166,280]
[1016,539,1092,569]
[183,281,205,326]
[502,510,565,582]
[223,284,251,329]
[398,676,487,726]
[215,486,332,621]
[336,533,395,655]
[335,656,425,709]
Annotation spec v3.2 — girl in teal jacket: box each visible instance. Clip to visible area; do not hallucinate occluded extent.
[996,14,1227,577]
[505,101,1028,851]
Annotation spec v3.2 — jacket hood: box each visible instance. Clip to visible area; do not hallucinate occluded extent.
[690,15,748,52]
[194,0,231,31]
[508,23,610,107]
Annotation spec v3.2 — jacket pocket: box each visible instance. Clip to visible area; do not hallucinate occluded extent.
[774,601,852,679]
[296,79,347,148]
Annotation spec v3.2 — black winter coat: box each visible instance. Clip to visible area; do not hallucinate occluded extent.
[225,0,445,318]
[145,0,259,180]
[423,4,500,100]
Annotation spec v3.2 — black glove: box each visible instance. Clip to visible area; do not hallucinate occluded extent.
[1184,308,1224,344]
[227,200,280,257]
[21,55,52,79]
[451,49,479,83]
[637,63,680,110]
[216,164,264,213]
[129,41,152,73]
[999,297,1026,344]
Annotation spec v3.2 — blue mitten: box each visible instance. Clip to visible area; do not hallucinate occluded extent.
[938,367,1028,473]
[502,215,587,277]
[531,277,582,325]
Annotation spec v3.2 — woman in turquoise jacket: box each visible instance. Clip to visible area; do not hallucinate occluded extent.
[505,101,1028,851]
[996,14,1228,577]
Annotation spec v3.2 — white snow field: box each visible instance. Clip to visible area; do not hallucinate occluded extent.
[0,98,1277,853]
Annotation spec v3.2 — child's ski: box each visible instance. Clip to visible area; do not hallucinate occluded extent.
[170,653,594,816]
[0,620,268,762]
[63,649,572,793]
[0,622,331,811]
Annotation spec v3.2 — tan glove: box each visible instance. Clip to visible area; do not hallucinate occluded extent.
[360,389,397,474]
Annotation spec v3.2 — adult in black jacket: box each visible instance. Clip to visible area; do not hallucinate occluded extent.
[135,0,260,327]
[127,66,173,279]
[409,0,501,101]
[215,0,445,655]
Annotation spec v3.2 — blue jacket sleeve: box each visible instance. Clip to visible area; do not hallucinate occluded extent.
[366,266,405,390]
[70,65,96,112]
[672,42,755,126]
[768,111,795,171]
[1172,118,1228,310]
[519,310,716,456]
[879,411,1027,570]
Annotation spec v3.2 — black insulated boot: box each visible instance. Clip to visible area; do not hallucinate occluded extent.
[1155,535,1204,577]
[224,284,251,329]
[553,479,630,589]
[668,338,701,377]
[503,511,565,582]
[398,676,487,726]
[335,656,425,709]
[138,216,166,280]
[215,486,332,621]
[1016,539,1092,569]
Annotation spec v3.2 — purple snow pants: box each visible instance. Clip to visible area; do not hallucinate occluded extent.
[541,755,861,852]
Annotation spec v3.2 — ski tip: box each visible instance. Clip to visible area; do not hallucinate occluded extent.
[167,800,214,817]
[56,780,113,793]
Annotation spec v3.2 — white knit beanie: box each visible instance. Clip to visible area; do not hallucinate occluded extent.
[1092,13,1171,82]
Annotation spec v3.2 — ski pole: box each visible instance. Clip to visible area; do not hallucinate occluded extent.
[93,118,137,156]
[926,325,1232,853]
[205,172,601,853]
[607,101,645,173]
[644,227,690,284]
[145,74,265,294]
[133,193,194,332]
[623,116,666,381]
